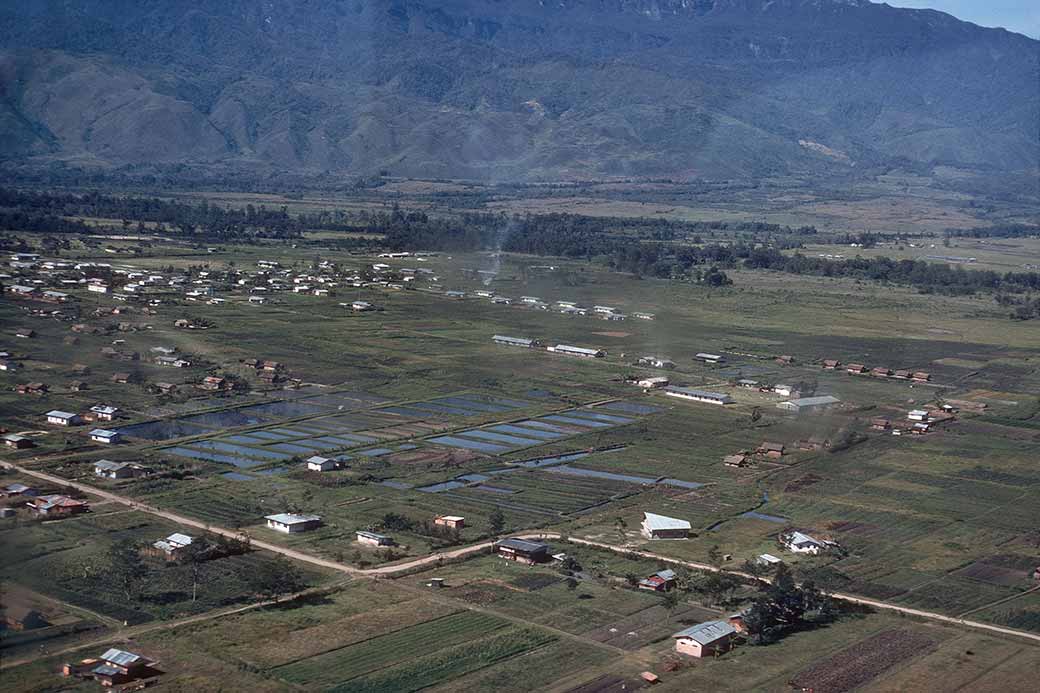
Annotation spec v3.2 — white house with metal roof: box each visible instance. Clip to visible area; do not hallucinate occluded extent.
[265,513,322,533]
[306,455,336,471]
[781,530,825,555]
[46,410,82,426]
[673,620,737,658]
[641,512,692,540]
[90,429,122,444]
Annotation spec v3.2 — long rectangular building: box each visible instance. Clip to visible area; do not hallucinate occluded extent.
[549,344,605,358]
[493,335,539,348]
[664,386,733,405]
[776,395,841,412]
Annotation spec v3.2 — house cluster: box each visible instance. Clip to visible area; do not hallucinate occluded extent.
[241,357,294,385]
[840,361,931,382]
[63,647,159,687]
[459,289,654,322]
[42,404,126,444]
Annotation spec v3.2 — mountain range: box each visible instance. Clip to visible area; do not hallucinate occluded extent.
[0,0,1037,182]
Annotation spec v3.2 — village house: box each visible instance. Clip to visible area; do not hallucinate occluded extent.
[306,455,336,471]
[69,380,88,392]
[636,376,669,390]
[2,482,38,497]
[846,363,867,374]
[90,404,120,421]
[154,382,178,395]
[908,409,930,422]
[871,417,892,431]
[149,532,194,560]
[94,459,146,478]
[17,382,48,395]
[494,538,549,564]
[757,553,783,567]
[434,515,465,529]
[0,359,19,371]
[90,429,122,444]
[871,367,893,378]
[28,494,89,517]
[111,372,136,384]
[893,369,913,380]
[46,410,82,426]
[200,376,228,391]
[637,356,676,369]
[638,568,677,592]
[723,453,749,468]
[694,352,725,364]
[633,312,655,320]
[822,359,841,369]
[72,648,156,687]
[641,512,692,540]
[775,354,795,365]
[912,371,931,382]
[772,384,796,397]
[736,379,759,388]
[265,513,321,533]
[757,442,785,458]
[357,530,393,547]
[3,434,35,449]
[781,530,826,555]
[673,620,737,658]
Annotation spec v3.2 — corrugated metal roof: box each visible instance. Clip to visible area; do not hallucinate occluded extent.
[100,648,142,666]
[266,513,321,524]
[673,620,736,644]
[642,512,691,531]
[496,538,548,553]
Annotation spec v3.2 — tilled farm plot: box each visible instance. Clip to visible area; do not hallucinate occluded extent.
[789,628,939,692]
[582,604,719,649]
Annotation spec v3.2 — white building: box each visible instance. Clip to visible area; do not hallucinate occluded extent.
[306,455,336,472]
[265,513,322,533]
[90,429,122,444]
[641,512,692,540]
[781,530,825,555]
[549,344,605,358]
[46,410,81,426]
[664,387,733,405]
[908,409,930,422]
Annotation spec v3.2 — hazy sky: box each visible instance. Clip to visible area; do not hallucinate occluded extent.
[889,1,1039,38]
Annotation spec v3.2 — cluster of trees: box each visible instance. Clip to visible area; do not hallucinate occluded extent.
[945,224,1040,239]
[743,246,1040,295]
[995,294,1040,320]
[101,535,300,606]
[0,188,305,239]
[742,564,836,645]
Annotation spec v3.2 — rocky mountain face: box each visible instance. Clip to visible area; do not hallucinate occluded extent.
[0,0,1036,181]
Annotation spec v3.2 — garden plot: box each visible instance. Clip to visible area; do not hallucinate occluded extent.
[582,603,717,649]
[789,629,939,692]
[270,610,532,690]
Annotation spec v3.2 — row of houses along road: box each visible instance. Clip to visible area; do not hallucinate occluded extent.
[4,462,1040,647]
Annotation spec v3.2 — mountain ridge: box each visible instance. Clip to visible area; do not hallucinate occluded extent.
[0,0,1036,182]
